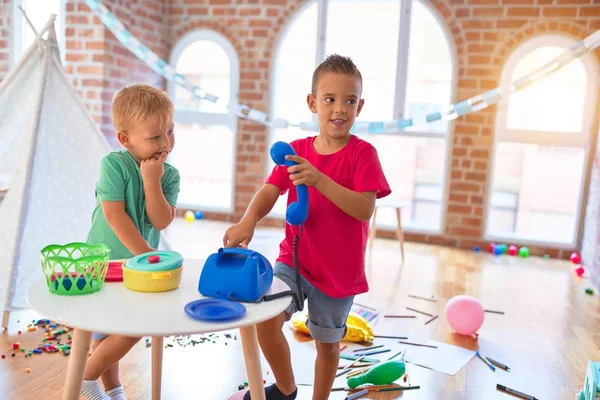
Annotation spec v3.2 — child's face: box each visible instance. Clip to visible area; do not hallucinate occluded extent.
[307,73,364,140]
[117,117,175,164]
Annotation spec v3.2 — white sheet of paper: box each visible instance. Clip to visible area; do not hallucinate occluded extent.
[405,340,475,376]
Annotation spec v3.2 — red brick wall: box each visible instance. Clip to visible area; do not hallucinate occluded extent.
[165,0,600,257]
[0,0,11,82]
[64,0,167,144]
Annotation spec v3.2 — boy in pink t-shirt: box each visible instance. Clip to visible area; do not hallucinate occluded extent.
[223,54,391,400]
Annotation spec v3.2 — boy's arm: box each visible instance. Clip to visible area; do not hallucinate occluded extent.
[223,184,280,247]
[102,201,155,254]
[315,178,376,222]
[144,180,175,230]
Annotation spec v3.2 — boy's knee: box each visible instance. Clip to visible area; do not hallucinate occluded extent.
[257,312,286,334]
[315,341,340,357]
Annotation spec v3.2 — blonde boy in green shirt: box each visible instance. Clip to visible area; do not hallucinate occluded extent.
[83,84,180,400]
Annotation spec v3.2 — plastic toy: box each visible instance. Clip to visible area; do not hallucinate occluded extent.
[41,243,110,295]
[270,141,308,226]
[493,245,503,256]
[575,266,585,277]
[184,298,246,322]
[347,360,406,389]
[519,247,529,258]
[123,251,183,292]
[444,295,484,336]
[576,361,600,400]
[571,252,582,264]
[184,210,195,223]
[199,248,274,303]
[194,210,204,220]
[508,245,518,256]
[291,312,374,343]
[488,243,496,254]
[473,246,480,252]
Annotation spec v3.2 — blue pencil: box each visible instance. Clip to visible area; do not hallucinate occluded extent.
[475,351,496,371]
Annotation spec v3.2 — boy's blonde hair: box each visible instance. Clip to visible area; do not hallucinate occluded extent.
[111,84,174,132]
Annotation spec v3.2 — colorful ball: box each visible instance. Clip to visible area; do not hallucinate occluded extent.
[508,245,518,256]
[570,252,581,264]
[575,266,585,277]
[184,210,195,223]
[519,247,529,258]
[488,243,496,253]
[474,246,480,253]
[493,245,503,256]
[444,295,484,336]
[194,211,204,220]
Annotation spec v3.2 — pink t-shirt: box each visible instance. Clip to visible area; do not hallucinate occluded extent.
[266,135,391,298]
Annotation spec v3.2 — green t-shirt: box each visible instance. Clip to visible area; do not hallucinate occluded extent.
[86,150,180,259]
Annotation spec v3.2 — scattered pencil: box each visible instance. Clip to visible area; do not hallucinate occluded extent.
[344,389,369,400]
[336,355,366,377]
[475,351,496,372]
[484,309,505,315]
[406,307,434,317]
[353,302,377,311]
[376,386,421,392]
[424,315,439,325]
[386,350,405,361]
[353,344,383,353]
[408,294,437,303]
[384,315,416,318]
[340,345,347,352]
[374,335,408,340]
[337,363,375,369]
[486,357,510,371]
[398,340,438,349]
[354,349,390,357]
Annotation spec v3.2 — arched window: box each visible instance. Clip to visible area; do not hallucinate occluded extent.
[485,35,598,245]
[12,0,66,64]
[167,30,239,212]
[268,0,454,232]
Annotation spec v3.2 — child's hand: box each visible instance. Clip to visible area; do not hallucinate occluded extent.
[140,152,168,183]
[223,218,256,248]
[285,155,323,187]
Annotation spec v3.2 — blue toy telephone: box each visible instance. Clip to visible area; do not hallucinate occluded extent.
[270,141,309,226]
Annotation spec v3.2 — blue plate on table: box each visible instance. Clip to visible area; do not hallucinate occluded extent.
[184,299,246,322]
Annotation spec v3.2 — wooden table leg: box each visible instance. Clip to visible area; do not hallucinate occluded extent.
[368,206,378,254]
[62,328,92,400]
[152,336,164,400]
[395,207,405,262]
[239,325,265,400]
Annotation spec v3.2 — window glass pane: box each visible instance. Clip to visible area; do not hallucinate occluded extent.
[404,0,452,134]
[325,0,400,121]
[271,1,317,123]
[268,2,318,218]
[506,46,586,133]
[369,136,446,231]
[168,124,234,210]
[20,0,64,58]
[175,40,231,113]
[487,142,584,243]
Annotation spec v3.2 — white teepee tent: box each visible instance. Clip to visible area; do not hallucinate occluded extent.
[0,15,112,327]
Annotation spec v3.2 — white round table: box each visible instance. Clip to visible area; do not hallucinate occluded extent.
[27,258,291,400]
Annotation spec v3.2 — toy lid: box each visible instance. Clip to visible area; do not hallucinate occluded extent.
[105,261,124,282]
[125,251,183,272]
[184,299,246,322]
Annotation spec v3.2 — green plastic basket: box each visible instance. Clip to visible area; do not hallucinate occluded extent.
[40,242,111,295]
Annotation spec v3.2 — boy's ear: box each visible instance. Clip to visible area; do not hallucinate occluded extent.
[307,93,317,113]
[116,131,131,148]
[356,98,365,117]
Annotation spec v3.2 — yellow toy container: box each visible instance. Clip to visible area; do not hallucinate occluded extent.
[123,251,183,293]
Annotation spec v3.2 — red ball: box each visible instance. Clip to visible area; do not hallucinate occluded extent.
[570,252,581,264]
[488,243,496,253]
[575,266,585,277]
[508,245,518,256]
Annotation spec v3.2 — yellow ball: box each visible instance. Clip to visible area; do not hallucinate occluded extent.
[184,211,195,223]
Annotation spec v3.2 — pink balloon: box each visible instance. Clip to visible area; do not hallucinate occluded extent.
[444,295,484,335]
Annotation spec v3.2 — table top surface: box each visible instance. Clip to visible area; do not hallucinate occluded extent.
[27,258,291,336]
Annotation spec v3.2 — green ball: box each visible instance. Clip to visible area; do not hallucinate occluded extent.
[499,244,508,254]
[519,247,529,258]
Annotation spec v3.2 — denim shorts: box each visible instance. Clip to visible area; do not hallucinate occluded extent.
[274,262,354,343]
[92,332,108,341]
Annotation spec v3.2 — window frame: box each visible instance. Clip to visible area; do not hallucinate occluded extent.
[484,34,599,248]
[267,0,457,234]
[11,0,67,66]
[167,29,240,213]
